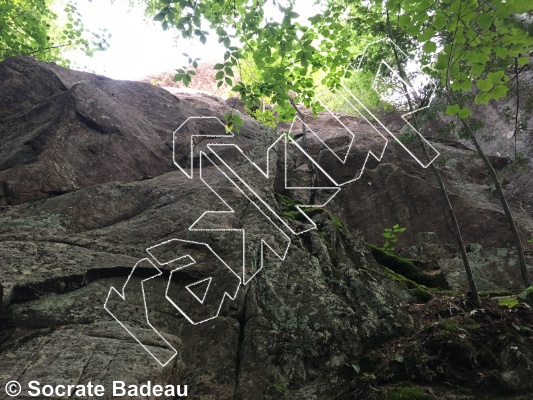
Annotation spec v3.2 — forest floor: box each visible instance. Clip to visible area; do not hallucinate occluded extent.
[335,289,533,400]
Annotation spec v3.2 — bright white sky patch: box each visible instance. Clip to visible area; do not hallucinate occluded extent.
[61,0,323,80]
[62,0,225,79]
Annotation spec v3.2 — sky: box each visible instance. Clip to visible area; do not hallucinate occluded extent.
[61,0,322,80]
[61,0,224,80]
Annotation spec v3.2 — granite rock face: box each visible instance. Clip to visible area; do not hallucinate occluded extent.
[281,107,533,290]
[0,57,413,399]
[1,55,532,400]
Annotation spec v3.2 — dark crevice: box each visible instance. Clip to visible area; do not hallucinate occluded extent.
[9,265,184,304]
[233,286,250,400]
[44,190,68,198]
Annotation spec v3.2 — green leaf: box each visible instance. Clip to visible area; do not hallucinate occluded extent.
[495,48,508,59]
[214,63,224,70]
[487,71,504,84]
[458,107,471,119]
[433,13,446,30]
[471,63,485,77]
[398,14,411,28]
[422,41,436,53]
[518,57,530,67]
[215,71,224,80]
[394,353,404,363]
[407,25,420,36]
[460,80,472,91]
[475,92,491,104]
[418,28,436,42]
[476,79,493,92]
[492,84,508,100]
[478,13,492,28]
[153,12,166,22]
[445,104,461,116]
[225,76,232,85]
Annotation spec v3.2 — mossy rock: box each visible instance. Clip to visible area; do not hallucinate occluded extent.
[410,287,433,303]
[368,245,449,290]
[479,289,515,298]
[276,193,324,222]
[384,268,433,303]
[385,385,434,400]
[275,193,346,232]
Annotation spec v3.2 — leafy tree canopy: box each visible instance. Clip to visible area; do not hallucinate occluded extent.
[148,0,533,121]
[0,0,110,66]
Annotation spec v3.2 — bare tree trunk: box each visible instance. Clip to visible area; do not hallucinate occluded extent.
[386,15,482,306]
[454,114,531,288]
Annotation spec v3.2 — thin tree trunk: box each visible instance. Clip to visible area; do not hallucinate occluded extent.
[453,113,531,288]
[386,14,481,306]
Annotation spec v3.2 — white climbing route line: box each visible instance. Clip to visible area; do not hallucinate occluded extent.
[104,39,440,365]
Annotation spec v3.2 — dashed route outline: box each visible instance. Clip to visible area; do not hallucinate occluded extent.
[104,39,440,366]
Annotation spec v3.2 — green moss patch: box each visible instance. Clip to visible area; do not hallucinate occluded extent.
[275,193,346,232]
[385,385,434,400]
[497,297,519,308]
[275,193,323,222]
[368,245,449,290]
[383,268,433,303]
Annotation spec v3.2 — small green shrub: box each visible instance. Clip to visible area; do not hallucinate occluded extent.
[381,224,406,253]
[223,112,244,134]
[248,107,277,128]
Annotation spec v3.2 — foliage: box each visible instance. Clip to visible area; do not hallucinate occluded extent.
[0,0,109,66]
[248,107,277,128]
[147,0,532,123]
[385,0,533,115]
[173,52,200,86]
[316,68,392,114]
[148,0,358,120]
[223,112,244,134]
[381,223,406,253]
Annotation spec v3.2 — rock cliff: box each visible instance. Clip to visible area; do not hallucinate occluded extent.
[0,56,532,400]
